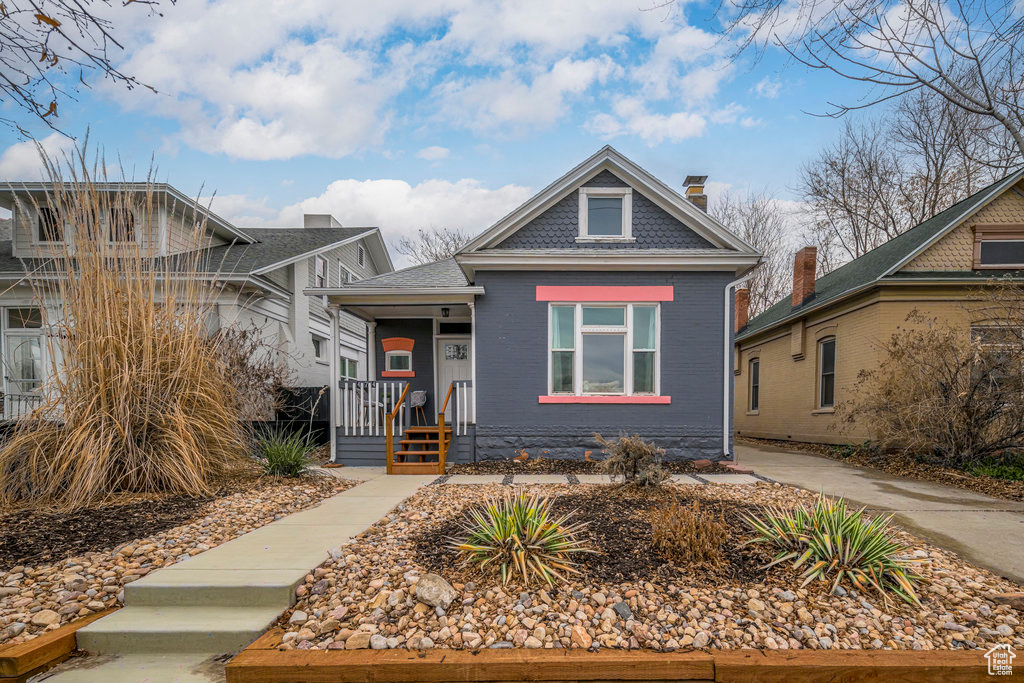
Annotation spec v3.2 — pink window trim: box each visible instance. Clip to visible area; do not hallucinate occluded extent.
[538,395,671,405]
[535,285,673,302]
[381,370,415,378]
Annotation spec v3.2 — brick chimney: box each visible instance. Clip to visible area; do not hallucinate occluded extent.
[792,246,817,307]
[684,175,708,212]
[735,287,749,332]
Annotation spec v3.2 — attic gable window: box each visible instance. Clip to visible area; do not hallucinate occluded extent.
[577,187,633,242]
[973,224,1024,268]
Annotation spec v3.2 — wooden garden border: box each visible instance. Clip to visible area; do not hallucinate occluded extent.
[0,609,117,683]
[225,628,991,682]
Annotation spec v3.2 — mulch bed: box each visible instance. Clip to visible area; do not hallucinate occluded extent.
[413,486,773,586]
[448,458,732,475]
[739,437,1024,502]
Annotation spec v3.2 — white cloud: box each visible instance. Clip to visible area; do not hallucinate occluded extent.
[223,176,533,266]
[435,56,622,132]
[588,98,707,145]
[753,76,782,99]
[0,134,74,181]
[417,146,450,161]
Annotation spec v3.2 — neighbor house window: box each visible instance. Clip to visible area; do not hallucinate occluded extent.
[577,187,632,240]
[385,350,411,372]
[37,207,62,243]
[341,264,357,283]
[749,358,760,412]
[341,357,359,380]
[817,337,836,408]
[314,256,327,288]
[357,244,365,267]
[107,208,135,242]
[549,303,658,396]
[312,336,325,360]
[971,325,1021,390]
[978,241,1024,267]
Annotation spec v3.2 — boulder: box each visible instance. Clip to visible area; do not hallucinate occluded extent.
[414,573,457,610]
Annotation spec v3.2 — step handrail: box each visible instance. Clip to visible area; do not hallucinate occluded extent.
[385,383,411,475]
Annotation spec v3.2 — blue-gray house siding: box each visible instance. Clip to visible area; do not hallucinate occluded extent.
[495,170,716,250]
[472,270,732,461]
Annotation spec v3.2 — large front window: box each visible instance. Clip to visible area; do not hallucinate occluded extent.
[549,303,658,396]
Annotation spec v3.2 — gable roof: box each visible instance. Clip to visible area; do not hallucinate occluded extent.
[196,227,381,276]
[459,145,758,255]
[738,169,1024,341]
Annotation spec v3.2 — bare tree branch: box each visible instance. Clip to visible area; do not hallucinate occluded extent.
[392,226,472,266]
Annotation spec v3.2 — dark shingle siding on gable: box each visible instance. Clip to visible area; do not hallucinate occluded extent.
[494,169,715,250]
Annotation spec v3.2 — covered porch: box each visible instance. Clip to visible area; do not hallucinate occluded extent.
[309,263,483,474]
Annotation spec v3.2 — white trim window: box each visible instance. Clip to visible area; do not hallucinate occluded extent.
[107,208,136,243]
[340,264,358,284]
[748,358,760,412]
[385,350,412,372]
[314,256,328,288]
[817,337,836,409]
[312,335,325,360]
[340,356,359,379]
[548,303,659,396]
[577,187,633,242]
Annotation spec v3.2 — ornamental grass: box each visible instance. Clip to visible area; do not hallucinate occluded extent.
[0,145,249,511]
[450,492,595,586]
[742,494,923,604]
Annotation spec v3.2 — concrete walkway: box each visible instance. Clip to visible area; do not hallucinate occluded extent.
[738,442,1024,584]
[48,469,433,682]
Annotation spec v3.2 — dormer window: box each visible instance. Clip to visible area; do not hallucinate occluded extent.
[577,187,632,241]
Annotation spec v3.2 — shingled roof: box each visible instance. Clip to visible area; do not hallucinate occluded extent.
[341,257,470,289]
[738,170,1024,341]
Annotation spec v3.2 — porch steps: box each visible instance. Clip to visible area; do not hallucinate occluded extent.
[124,569,302,607]
[75,605,281,654]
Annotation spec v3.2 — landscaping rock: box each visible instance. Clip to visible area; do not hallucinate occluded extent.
[30,610,59,627]
[345,632,372,649]
[612,601,632,620]
[415,573,457,609]
[993,593,1024,610]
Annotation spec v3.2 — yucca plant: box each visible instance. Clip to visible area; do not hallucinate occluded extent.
[254,426,316,477]
[449,492,595,586]
[742,495,923,604]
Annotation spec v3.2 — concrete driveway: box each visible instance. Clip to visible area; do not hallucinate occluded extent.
[737,442,1024,585]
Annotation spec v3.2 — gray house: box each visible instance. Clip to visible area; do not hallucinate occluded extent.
[309,147,760,472]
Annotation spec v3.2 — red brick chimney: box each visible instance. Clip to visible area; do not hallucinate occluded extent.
[735,287,749,332]
[792,246,817,307]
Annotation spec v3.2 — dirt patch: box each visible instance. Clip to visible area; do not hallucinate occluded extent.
[413,486,775,586]
[448,458,732,475]
[740,437,1024,502]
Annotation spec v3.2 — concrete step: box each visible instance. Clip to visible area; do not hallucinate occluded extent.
[76,605,283,654]
[125,569,301,608]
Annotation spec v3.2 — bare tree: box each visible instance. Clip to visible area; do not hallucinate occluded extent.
[707,0,1024,162]
[393,226,472,266]
[0,0,173,133]
[712,190,791,315]
[799,90,1013,270]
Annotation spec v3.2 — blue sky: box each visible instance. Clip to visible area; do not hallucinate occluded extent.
[0,0,858,255]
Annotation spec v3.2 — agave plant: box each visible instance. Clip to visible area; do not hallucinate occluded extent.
[449,492,595,586]
[742,495,923,605]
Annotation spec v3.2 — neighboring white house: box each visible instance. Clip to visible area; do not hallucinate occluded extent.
[0,183,392,418]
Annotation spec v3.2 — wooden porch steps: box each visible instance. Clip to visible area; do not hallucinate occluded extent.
[389,462,443,474]
[404,426,451,434]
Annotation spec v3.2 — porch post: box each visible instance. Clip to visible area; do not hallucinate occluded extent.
[367,321,377,379]
[469,300,477,423]
[328,305,340,463]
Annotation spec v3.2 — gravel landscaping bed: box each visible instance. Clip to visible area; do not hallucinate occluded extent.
[448,458,732,475]
[739,437,1024,502]
[275,482,1023,653]
[0,474,356,646]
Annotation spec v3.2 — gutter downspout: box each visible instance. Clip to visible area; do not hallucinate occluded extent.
[723,272,756,460]
[328,305,340,464]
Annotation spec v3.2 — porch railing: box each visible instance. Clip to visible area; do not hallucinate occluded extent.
[338,380,409,437]
[2,392,43,421]
[450,380,473,436]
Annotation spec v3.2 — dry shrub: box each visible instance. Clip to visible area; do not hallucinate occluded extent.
[594,433,668,486]
[838,293,1024,466]
[651,497,727,565]
[0,146,249,511]
[214,322,294,421]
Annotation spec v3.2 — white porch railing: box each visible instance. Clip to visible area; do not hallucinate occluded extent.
[338,380,408,437]
[2,392,43,421]
[451,379,473,436]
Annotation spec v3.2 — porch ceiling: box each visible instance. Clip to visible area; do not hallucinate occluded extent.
[336,302,472,322]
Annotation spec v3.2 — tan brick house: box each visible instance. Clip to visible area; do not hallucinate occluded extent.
[734,170,1024,445]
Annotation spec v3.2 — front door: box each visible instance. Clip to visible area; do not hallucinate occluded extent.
[3,332,43,418]
[436,336,472,423]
